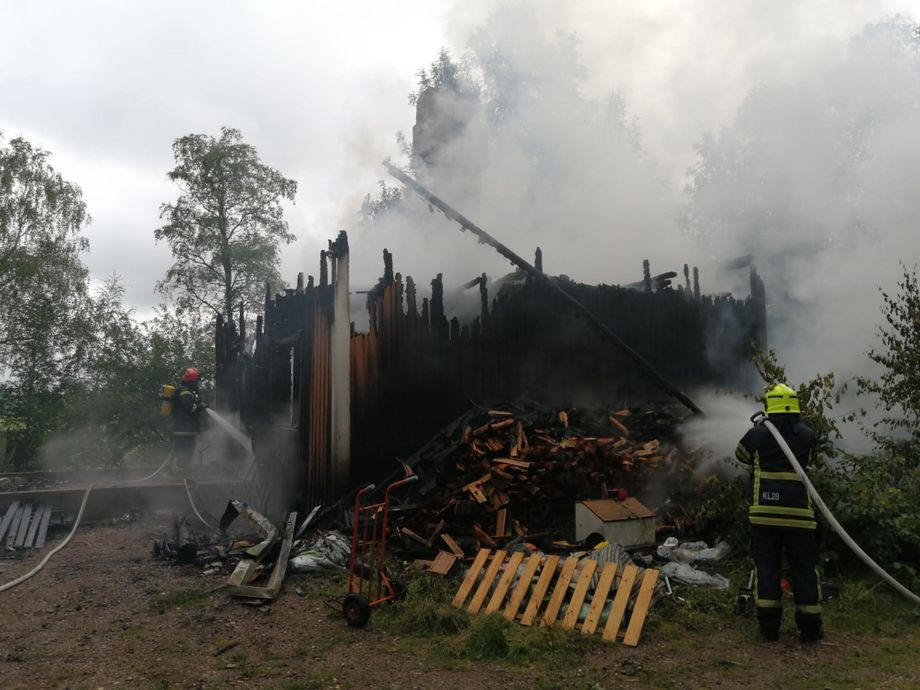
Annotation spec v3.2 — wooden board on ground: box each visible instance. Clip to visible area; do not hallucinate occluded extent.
[623,567,660,647]
[602,563,639,642]
[5,505,23,548]
[33,505,52,549]
[0,501,20,545]
[452,548,490,608]
[23,505,47,548]
[561,559,597,630]
[504,553,542,621]
[13,503,33,548]
[485,551,525,613]
[582,562,618,635]
[428,550,458,576]
[468,551,507,614]
[542,556,579,626]
[520,555,559,626]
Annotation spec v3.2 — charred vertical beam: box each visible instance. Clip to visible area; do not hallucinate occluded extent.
[296,272,304,293]
[320,250,328,287]
[642,259,652,292]
[750,264,767,351]
[383,248,394,285]
[384,162,704,415]
[535,247,543,273]
[479,273,489,329]
[406,276,418,325]
[693,266,701,302]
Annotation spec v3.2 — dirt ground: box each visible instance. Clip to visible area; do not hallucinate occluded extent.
[0,515,917,690]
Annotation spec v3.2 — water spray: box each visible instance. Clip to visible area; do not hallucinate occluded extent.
[754,412,920,606]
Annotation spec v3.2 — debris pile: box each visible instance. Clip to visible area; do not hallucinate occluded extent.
[390,399,697,553]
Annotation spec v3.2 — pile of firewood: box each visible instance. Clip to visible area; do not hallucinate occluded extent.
[391,399,696,555]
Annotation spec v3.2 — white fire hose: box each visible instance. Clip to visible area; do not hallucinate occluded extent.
[757,414,920,606]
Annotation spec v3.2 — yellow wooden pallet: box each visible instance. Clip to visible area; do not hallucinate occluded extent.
[452,549,659,646]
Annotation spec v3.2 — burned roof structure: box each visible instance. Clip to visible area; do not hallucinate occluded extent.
[215,227,766,515]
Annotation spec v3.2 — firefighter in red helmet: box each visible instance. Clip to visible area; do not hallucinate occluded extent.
[172,367,205,472]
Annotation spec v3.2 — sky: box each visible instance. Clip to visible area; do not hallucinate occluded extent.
[2,0,915,316]
[2,0,919,426]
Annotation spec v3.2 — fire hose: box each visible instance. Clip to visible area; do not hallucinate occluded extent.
[756,413,920,606]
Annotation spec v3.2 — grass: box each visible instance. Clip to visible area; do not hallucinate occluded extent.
[361,561,919,689]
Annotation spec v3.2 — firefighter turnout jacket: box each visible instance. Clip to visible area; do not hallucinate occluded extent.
[172,384,203,436]
[735,419,817,530]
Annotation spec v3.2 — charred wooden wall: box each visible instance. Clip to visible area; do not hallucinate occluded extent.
[217,234,766,509]
[348,251,766,482]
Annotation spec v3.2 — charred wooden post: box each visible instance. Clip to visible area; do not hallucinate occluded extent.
[642,260,652,292]
[750,264,767,350]
[693,266,701,302]
[328,231,352,495]
[535,247,543,273]
[384,162,704,415]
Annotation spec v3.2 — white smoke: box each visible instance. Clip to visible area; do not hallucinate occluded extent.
[343,4,920,450]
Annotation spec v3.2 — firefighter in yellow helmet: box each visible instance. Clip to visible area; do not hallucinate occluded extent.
[735,384,823,642]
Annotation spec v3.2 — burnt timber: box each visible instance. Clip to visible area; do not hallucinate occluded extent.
[216,231,767,513]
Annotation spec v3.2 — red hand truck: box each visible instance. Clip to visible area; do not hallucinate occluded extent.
[342,474,418,628]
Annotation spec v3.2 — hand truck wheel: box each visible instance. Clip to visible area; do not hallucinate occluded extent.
[343,592,371,628]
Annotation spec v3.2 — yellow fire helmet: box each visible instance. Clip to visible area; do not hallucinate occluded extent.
[764,383,801,415]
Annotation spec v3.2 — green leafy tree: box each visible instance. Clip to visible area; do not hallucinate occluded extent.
[0,134,95,467]
[155,127,297,322]
[859,264,920,451]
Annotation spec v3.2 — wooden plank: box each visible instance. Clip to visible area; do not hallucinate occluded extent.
[485,551,525,613]
[426,519,445,547]
[474,524,497,549]
[504,553,542,621]
[602,564,639,642]
[227,512,297,600]
[492,458,531,469]
[520,555,559,626]
[23,505,47,548]
[5,505,24,547]
[401,527,429,546]
[468,551,507,614]
[440,533,465,558]
[0,501,20,545]
[33,505,53,549]
[623,568,660,647]
[561,559,597,630]
[13,503,33,548]
[494,508,508,538]
[581,562,618,635]
[227,559,258,586]
[542,557,579,626]
[452,548,491,608]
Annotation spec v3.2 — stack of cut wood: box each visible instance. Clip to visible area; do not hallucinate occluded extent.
[392,399,696,556]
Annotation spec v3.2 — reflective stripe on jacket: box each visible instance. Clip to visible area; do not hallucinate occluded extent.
[735,420,817,530]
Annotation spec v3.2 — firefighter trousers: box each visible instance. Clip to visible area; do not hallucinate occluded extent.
[750,525,822,637]
[172,433,197,470]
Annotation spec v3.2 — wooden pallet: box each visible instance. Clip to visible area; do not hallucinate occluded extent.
[452,548,659,646]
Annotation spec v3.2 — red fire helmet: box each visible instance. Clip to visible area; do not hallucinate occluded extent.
[181,367,200,383]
